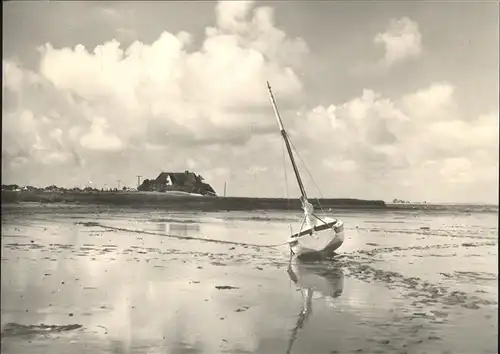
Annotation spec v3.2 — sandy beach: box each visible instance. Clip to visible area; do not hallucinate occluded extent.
[1,203,497,354]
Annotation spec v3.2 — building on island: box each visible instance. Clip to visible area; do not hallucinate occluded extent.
[138,171,216,196]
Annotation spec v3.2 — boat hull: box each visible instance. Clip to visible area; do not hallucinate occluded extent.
[287,218,345,260]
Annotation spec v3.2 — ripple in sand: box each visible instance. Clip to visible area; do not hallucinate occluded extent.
[1,323,82,337]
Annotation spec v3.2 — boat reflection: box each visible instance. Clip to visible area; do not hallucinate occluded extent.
[286,259,345,354]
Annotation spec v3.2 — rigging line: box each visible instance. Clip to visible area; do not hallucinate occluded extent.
[297,216,306,237]
[281,137,291,210]
[289,138,324,200]
[281,137,289,199]
[311,213,328,225]
[282,137,293,237]
[287,137,326,215]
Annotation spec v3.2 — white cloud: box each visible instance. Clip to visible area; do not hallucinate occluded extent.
[216,1,254,33]
[80,117,123,151]
[375,16,422,66]
[246,166,268,175]
[439,157,474,184]
[401,82,456,120]
[2,2,497,203]
[290,81,498,203]
[2,1,307,189]
[3,61,24,92]
[34,2,306,147]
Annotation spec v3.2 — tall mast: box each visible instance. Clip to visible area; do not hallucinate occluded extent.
[266,81,308,201]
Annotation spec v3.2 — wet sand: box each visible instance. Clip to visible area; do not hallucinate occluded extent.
[1,203,498,354]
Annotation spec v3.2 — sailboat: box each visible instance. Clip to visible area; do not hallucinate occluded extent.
[266,81,345,260]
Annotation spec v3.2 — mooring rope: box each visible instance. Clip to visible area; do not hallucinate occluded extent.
[78,222,291,248]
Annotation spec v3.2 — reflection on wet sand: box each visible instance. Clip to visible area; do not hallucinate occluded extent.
[1,205,497,354]
[286,259,344,354]
[155,221,201,236]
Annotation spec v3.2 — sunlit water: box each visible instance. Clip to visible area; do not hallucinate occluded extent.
[1,204,498,354]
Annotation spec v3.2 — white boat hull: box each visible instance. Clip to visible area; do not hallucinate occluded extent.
[287,218,345,260]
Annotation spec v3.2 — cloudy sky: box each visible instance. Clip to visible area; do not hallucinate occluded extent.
[2,1,498,203]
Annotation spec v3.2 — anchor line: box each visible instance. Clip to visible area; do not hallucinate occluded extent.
[83,223,291,248]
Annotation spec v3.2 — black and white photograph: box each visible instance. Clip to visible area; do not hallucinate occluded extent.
[1,1,498,353]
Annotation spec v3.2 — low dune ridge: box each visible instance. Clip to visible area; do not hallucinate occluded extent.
[1,190,386,211]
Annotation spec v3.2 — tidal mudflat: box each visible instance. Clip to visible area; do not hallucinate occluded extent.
[1,203,497,354]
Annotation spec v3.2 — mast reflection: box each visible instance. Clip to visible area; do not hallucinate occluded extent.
[286,259,345,354]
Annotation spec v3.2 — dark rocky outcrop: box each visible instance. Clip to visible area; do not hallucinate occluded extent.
[138,171,217,196]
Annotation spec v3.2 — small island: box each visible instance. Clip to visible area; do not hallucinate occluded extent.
[1,170,387,210]
[138,171,217,196]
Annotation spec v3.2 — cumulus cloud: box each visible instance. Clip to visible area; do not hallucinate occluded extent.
[79,117,123,151]
[292,82,498,203]
[2,1,308,188]
[2,1,497,203]
[216,1,254,32]
[32,2,306,145]
[375,16,422,66]
[350,16,422,76]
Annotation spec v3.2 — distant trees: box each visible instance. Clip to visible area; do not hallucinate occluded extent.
[1,184,19,191]
[2,171,216,196]
[138,179,152,192]
[137,171,216,195]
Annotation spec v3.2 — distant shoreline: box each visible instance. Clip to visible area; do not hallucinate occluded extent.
[1,190,497,213]
[1,190,385,211]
